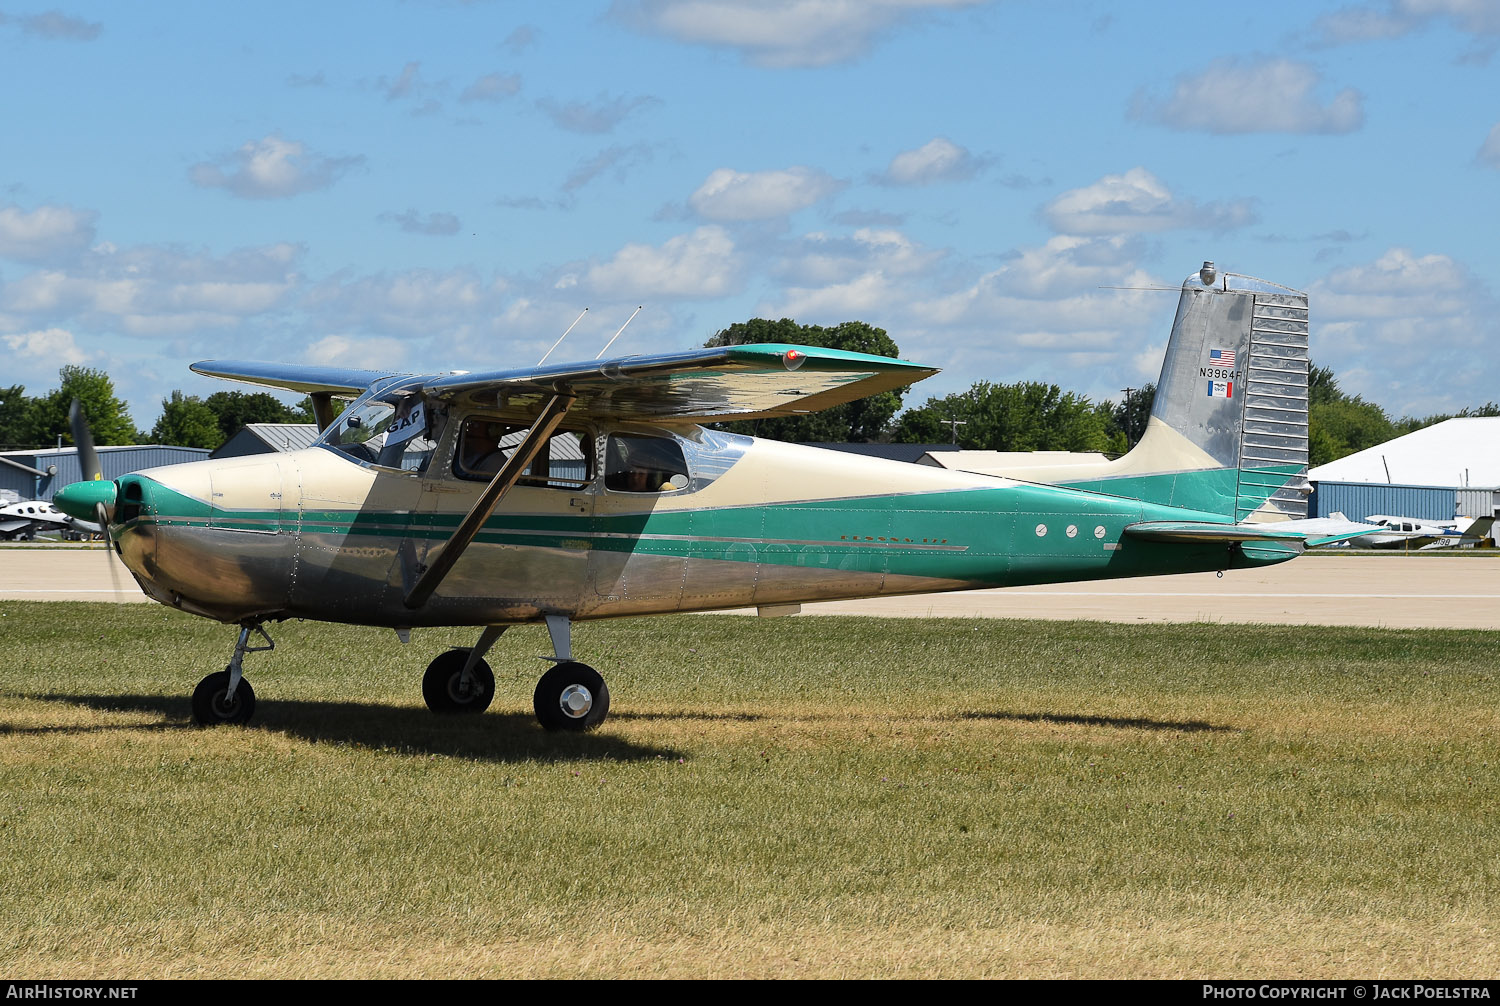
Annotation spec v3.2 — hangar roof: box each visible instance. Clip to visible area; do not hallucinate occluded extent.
[1309,417,1500,487]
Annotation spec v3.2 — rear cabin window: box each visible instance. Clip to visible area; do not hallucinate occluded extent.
[454,419,593,489]
[605,434,690,493]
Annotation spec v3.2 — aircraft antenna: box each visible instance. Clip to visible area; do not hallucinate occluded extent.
[595,305,643,360]
[538,307,589,366]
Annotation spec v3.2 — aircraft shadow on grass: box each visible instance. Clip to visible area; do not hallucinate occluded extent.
[956,710,1236,734]
[12,692,680,763]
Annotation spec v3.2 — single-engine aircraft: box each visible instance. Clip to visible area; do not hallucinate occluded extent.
[55,262,1372,730]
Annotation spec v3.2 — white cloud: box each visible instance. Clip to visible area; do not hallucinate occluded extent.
[382,210,461,236]
[688,166,841,220]
[585,226,741,298]
[1479,123,1500,167]
[0,10,101,41]
[460,71,522,103]
[775,227,942,286]
[1131,58,1364,135]
[536,93,658,134]
[189,134,364,200]
[1310,248,1496,415]
[0,204,98,262]
[1315,0,1500,44]
[0,242,302,335]
[306,335,408,368]
[1042,168,1257,235]
[614,0,989,68]
[563,144,655,194]
[383,61,422,101]
[2,327,88,365]
[303,268,508,335]
[882,137,979,185]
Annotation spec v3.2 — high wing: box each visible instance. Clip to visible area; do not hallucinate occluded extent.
[192,344,937,422]
[190,360,409,396]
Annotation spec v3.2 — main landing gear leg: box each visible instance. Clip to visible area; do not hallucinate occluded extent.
[422,626,504,714]
[192,623,274,726]
[533,614,610,732]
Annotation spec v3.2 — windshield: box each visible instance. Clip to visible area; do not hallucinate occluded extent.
[318,383,441,472]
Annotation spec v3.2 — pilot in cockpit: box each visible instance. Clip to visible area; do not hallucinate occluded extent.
[458,420,509,476]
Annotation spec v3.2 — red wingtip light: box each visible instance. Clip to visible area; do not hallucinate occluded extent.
[783,349,806,371]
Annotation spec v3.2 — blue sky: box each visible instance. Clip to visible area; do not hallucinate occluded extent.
[2,0,1497,430]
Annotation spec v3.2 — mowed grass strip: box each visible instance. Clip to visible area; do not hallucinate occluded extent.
[0,602,1496,978]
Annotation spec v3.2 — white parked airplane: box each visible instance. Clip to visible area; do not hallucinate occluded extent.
[0,497,101,540]
[1331,512,1495,550]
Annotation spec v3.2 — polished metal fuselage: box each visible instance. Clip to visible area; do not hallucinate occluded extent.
[111,419,1270,628]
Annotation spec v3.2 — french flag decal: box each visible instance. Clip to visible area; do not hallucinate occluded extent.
[1207,379,1233,398]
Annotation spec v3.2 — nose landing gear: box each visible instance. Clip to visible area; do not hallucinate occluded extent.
[192,623,274,726]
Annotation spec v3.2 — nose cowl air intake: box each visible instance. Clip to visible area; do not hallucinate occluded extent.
[54,479,118,522]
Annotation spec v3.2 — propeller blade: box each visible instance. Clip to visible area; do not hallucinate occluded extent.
[95,501,124,596]
[69,398,102,481]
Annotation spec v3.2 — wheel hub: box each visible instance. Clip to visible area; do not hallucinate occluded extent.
[209,690,240,719]
[558,683,593,718]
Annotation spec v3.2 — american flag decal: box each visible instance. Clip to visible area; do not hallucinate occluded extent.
[1209,348,1235,367]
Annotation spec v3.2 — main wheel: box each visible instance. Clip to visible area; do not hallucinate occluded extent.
[533,662,609,732]
[422,649,495,714]
[191,670,256,726]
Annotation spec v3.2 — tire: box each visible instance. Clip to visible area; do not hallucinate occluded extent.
[422,648,495,714]
[191,670,256,726]
[533,662,609,732]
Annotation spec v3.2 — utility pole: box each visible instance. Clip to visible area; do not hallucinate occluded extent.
[943,418,967,445]
[1120,387,1135,448]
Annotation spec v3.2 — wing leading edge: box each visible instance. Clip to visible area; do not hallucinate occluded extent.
[193,344,938,422]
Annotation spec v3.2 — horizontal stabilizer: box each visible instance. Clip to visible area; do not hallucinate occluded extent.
[1125,517,1381,547]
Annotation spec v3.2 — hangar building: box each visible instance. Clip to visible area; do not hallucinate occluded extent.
[1309,417,1500,521]
[0,445,210,502]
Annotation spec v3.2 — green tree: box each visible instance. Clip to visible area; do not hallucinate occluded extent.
[203,390,303,443]
[1104,382,1155,451]
[151,391,223,449]
[1309,397,1396,467]
[27,366,140,446]
[892,381,1112,452]
[0,385,40,448]
[703,319,907,442]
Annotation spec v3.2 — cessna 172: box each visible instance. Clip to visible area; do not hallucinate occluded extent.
[55,262,1370,731]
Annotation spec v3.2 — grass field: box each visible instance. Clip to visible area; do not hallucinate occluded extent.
[1,602,1496,978]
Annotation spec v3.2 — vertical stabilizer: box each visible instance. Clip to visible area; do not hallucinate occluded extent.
[952,263,1310,522]
[1141,264,1310,520]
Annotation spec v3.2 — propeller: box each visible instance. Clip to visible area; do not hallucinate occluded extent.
[55,399,124,594]
[69,397,102,483]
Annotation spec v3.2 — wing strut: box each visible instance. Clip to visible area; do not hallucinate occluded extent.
[403,393,576,609]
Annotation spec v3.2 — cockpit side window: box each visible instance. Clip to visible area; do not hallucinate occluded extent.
[454,418,593,489]
[604,433,690,493]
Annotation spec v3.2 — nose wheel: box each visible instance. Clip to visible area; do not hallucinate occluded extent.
[192,670,257,725]
[192,623,273,726]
